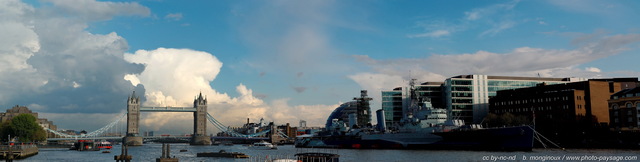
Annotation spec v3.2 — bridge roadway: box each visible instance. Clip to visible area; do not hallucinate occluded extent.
[47,136,270,141]
[139,106,196,112]
[46,136,192,141]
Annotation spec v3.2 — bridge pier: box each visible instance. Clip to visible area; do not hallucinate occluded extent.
[190,136,211,145]
[123,136,143,146]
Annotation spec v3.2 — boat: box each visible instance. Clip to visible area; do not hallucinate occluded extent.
[179,149,188,152]
[69,140,100,151]
[197,150,249,158]
[102,150,111,153]
[296,152,339,162]
[296,81,534,151]
[96,141,113,149]
[212,141,221,146]
[249,140,277,150]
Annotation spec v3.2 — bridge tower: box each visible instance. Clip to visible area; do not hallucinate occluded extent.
[124,91,143,146]
[191,92,212,145]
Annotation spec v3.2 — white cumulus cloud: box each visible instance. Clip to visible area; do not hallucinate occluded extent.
[123,48,337,132]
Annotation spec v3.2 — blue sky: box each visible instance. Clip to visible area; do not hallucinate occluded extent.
[2,0,639,133]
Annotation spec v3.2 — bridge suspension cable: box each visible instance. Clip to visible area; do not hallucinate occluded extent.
[276,129,290,138]
[205,113,271,138]
[44,113,127,138]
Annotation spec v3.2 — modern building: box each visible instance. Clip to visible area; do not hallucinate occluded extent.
[608,87,640,131]
[490,78,638,129]
[326,90,373,129]
[326,101,357,129]
[0,105,58,137]
[444,75,585,123]
[381,87,403,127]
[381,81,443,127]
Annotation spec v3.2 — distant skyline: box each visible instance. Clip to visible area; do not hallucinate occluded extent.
[1,0,639,134]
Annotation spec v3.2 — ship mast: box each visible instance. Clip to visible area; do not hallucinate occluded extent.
[353,90,373,128]
[407,79,422,119]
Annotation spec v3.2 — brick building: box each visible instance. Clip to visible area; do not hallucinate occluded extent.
[490,78,638,126]
[489,78,638,146]
[608,87,640,131]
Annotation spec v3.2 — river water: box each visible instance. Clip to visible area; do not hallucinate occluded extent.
[20,143,640,162]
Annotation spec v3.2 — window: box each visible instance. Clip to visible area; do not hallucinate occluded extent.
[627,103,633,108]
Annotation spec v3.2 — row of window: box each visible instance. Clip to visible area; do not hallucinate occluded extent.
[493,105,574,113]
[487,81,563,87]
[611,109,640,116]
[612,117,640,123]
[495,96,574,106]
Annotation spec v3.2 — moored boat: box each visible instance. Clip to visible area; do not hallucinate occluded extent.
[249,140,277,150]
[197,150,249,158]
[296,81,535,151]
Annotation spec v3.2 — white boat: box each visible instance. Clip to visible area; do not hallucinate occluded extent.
[249,140,277,150]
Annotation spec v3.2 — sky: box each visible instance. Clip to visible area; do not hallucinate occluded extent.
[1,0,639,134]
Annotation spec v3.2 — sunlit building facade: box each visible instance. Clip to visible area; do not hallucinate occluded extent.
[443,75,584,123]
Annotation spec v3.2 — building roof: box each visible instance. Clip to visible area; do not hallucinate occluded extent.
[6,105,33,113]
[611,87,640,99]
[449,74,573,81]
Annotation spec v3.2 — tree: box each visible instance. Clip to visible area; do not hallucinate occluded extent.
[483,113,500,127]
[0,121,12,142]
[7,114,47,142]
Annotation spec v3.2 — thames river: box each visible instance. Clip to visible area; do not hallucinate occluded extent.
[21,143,640,162]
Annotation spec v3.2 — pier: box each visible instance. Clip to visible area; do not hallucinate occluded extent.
[0,145,39,160]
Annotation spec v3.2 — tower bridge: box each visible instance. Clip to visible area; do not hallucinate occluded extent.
[124,91,210,145]
[44,92,289,145]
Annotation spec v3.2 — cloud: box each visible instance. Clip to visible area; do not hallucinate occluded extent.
[292,86,307,93]
[234,0,354,78]
[479,20,516,37]
[0,0,343,135]
[123,48,337,132]
[42,0,150,21]
[164,13,183,21]
[352,32,640,110]
[547,0,623,16]
[410,0,519,38]
[0,0,144,115]
[124,48,225,106]
[408,29,451,38]
[585,67,602,73]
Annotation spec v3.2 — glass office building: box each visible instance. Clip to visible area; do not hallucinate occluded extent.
[381,88,402,127]
[443,75,584,123]
[381,82,444,128]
